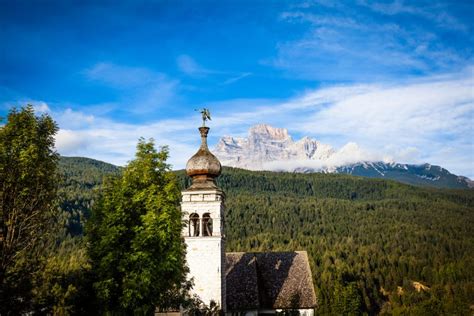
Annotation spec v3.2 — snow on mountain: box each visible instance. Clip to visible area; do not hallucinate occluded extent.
[213,124,472,189]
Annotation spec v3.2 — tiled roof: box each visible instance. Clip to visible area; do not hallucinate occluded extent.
[225,251,317,311]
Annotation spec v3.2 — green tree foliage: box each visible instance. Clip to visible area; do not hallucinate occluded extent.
[0,105,61,313]
[31,235,94,315]
[28,156,117,314]
[87,139,188,314]
[58,157,121,236]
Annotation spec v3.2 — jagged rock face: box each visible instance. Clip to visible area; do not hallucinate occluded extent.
[213,124,471,189]
[214,124,335,170]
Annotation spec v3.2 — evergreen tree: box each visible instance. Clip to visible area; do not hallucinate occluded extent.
[0,105,60,313]
[30,235,94,315]
[87,138,188,314]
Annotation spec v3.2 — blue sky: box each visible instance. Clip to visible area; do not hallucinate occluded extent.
[1,1,473,177]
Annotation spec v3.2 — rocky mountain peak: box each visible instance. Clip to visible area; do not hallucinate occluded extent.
[211,124,471,189]
[214,124,332,170]
[249,124,291,141]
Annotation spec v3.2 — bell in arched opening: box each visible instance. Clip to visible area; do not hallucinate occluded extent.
[189,213,200,237]
[202,213,213,236]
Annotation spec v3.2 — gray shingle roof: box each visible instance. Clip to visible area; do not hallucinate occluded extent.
[225,251,317,311]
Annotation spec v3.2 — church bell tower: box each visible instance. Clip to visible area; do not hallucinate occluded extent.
[182,125,226,311]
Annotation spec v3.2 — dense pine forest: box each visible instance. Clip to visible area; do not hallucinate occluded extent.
[57,156,474,315]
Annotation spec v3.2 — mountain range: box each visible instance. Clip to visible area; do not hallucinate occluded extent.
[213,124,472,189]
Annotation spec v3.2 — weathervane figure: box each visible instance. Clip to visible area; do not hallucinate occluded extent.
[197,108,211,127]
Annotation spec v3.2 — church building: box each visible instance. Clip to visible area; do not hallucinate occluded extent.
[181,125,317,315]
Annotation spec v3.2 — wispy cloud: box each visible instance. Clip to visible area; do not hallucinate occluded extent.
[272,2,472,81]
[84,62,158,88]
[84,62,179,113]
[176,55,213,77]
[220,72,252,85]
[357,0,425,16]
[177,54,252,85]
[357,0,469,32]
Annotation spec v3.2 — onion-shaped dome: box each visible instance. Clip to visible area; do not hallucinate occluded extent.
[186,127,222,189]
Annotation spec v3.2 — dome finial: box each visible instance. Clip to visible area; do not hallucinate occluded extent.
[185,111,222,190]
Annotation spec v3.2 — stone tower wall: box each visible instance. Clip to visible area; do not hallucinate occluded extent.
[181,189,226,311]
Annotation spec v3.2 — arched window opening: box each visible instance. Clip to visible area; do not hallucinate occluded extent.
[189,213,200,237]
[202,213,213,236]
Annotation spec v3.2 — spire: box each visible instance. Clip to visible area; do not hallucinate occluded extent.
[185,126,222,190]
[198,126,210,150]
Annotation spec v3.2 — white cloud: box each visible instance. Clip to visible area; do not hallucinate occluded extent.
[357,0,469,32]
[1,99,51,114]
[55,129,90,154]
[274,3,470,80]
[357,0,424,16]
[261,141,383,171]
[33,102,50,113]
[55,108,95,129]
[221,72,252,85]
[177,55,211,77]
[46,68,473,178]
[301,75,473,144]
[52,107,198,168]
[383,146,421,163]
[84,62,157,88]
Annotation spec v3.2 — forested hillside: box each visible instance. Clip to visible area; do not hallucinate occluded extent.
[195,168,474,315]
[58,157,121,235]
[60,157,474,315]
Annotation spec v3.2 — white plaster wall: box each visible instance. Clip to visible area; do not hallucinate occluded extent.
[185,237,225,309]
[182,189,226,311]
[300,309,315,316]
